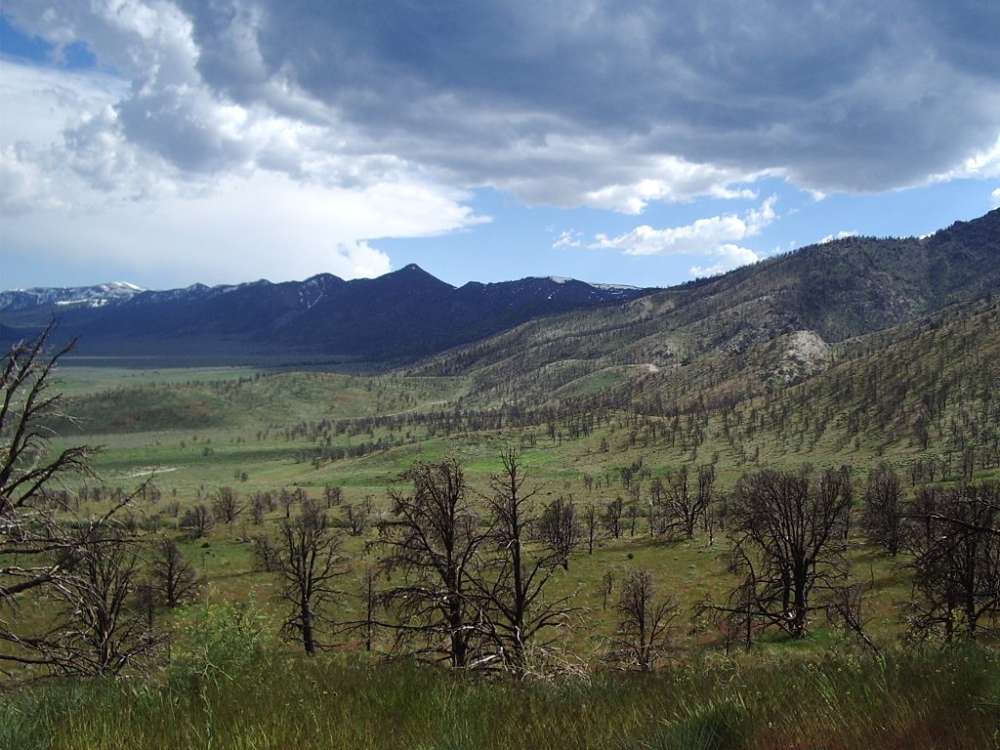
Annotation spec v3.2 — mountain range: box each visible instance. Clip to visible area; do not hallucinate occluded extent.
[412,208,1000,404]
[3,208,998,374]
[0,268,651,362]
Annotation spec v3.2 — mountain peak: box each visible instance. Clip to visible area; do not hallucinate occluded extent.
[396,263,436,277]
[377,263,455,290]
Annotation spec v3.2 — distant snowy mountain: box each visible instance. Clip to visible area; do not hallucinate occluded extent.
[0,282,144,313]
[0,268,656,361]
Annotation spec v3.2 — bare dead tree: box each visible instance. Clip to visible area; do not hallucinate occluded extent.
[697,464,717,533]
[603,497,624,539]
[625,501,639,536]
[342,501,370,536]
[827,580,881,656]
[180,504,213,539]
[1,328,92,601]
[251,533,280,572]
[3,528,159,676]
[662,465,713,539]
[537,495,580,570]
[360,565,379,652]
[906,483,1000,641]
[324,485,344,509]
[249,492,268,525]
[600,570,614,610]
[0,326,145,675]
[211,487,242,525]
[862,463,904,556]
[472,447,574,676]
[609,569,678,671]
[375,459,486,668]
[584,502,599,554]
[148,538,200,608]
[712,468,853,640]
[279,489,297,520]
[276,508,349,655]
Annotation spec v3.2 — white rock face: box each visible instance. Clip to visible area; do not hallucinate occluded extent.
[776,330,831,383]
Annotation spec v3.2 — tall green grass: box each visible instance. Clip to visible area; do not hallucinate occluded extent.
[3,604,998,750]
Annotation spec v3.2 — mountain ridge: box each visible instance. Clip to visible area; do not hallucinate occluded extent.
[0,266,656,362]
[412,208,1000,403]
[4,208,998,369]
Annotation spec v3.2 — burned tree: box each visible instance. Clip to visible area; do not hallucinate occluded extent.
[324,484,344,508]
[1,328,92,606]
[249,492,270,525]
[148,539,200,608]
[537,495,580,570]
[376,459,486,668]
[3,528,159,676]
[473,447,574,676]
[180,504,213,539]
[662,464,714,538]
[603,497,624,539]
[907,483,1000,640]
[342,499,371,536]
[211,487,242,525]
[0,326,144,675]
[251,533,280,572]
[862,464,904,556]
[276,508,349,655]
[53,531,159,675]
[583,502,600,554]
[714,468,853,640]
[609,570,678,671]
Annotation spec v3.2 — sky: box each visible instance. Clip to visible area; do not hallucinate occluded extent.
[1,2,999,291]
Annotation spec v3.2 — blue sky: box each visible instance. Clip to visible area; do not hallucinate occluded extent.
[2,4,999,291]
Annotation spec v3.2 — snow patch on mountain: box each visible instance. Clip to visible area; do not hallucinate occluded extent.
[0,282,145,312]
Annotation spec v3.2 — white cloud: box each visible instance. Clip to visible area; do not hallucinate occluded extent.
[552,229,583,249]
[578,157,763,214]
[932,135,1000,183]
[991,187,1000,206]
[0,54,485,284]
[0,145,61,214]
[590,196,776,256]
[1,169,482,284]
[690,245,761,278]
[818,230,858,244]
[5,0,1000,289]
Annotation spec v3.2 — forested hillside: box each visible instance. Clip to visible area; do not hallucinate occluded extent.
[415,209,1000,405]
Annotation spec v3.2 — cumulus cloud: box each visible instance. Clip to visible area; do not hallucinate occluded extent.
[591,197,776,256]
[6,0,1000,215]
[0,145,60,215]
[0,45,484,283]
[690,245,761,278]
[991,187,1000,206]
[0,169,478,285]
[552,229,583,249]
[818,230,859,244]
[583,197,775,276]
[3,1,1000,286]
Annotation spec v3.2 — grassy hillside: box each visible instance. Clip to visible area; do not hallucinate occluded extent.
[17,297,993,672]
[413,210,1000,405]
[6,258,1000,750]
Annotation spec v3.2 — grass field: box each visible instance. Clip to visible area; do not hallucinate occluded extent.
[4,356,999,749]
[35,362,995,658]
[4,636,999,749]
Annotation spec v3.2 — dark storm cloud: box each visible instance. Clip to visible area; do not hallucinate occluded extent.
[169,0,1000,196]
[6,0,1000,207]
